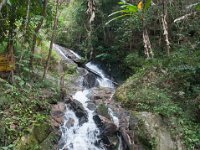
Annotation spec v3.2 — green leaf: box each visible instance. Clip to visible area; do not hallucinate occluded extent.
[127,5,138,13]
[143,0,152,13]
[106,14,131,25]
[118,1,125,5]
[108,10,125,17]
[7,0,11,6]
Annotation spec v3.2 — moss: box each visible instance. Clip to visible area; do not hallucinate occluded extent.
[15,135,40,150]
[130,112,154,149]
[40,132,58,149]
[15,122,55,150]
[65,63,77,75]
[96,103,111,120]
[32,122,51,144]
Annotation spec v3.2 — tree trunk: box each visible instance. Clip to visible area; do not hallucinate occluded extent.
[29,0,47,68]
[162,0,170,56]
[86,0,95,60]
[142,24,154,58]
[24,0,31,34]
[7,5,16,83]
[0,0,7,12]
[42,0,59,79]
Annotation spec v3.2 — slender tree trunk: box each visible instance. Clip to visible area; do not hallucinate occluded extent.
[142,23,154,58]
[42,0,59,79]
[24,0,31,34]
[86,0,95,60]
[7,5,16,83]
[0,0,7,12]
[29,0,47,68]
[162,0,170,56]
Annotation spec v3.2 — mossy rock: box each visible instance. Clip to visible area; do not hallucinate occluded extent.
[40,132,58,149]
[65,64,77,75]
[131,112,185,150]
[97,103,111,120]
[15,122,53,150]
[15,135,40,150]
[32,122,51,143]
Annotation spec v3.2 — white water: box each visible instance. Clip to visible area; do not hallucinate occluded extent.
[59,71,112,149]
[108,107,123,150]
[108,108,119,128]
[53,44,72,62]
[60,90,105,150]
[86,62,114,89]
[56,46,121,150]
[69,49,81,59]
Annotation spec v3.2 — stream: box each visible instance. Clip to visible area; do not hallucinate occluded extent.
[54,44,121,150]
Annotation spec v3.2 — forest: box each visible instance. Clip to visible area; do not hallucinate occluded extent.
[0,0,200,149]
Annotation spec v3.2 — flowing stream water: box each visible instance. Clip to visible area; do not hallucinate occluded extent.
[54,44,120,150]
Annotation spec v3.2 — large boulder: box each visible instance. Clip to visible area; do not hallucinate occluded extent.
[51,102,65,128]
[93,115,119,150]
[101,117,118,136]
[90,87,114,104]
[65,97,88,125]
[131,112,186,150]
[96,103,111,120]
[15,122,58,150]
[83,72,99,88]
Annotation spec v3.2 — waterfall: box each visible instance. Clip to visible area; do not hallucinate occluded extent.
[55,45,121,150]
[85,62,114,89]
[60,90,105,150]
[53,44,72,63]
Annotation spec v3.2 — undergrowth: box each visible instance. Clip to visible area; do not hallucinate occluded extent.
[115,47,200,149]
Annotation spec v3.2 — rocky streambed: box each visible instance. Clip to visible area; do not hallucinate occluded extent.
[16,44,186,150]
[51,44,186,150]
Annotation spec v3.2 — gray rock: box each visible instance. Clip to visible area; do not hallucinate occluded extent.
[65,97,88,125]
[51,102,66,128]
[87,102,96,111]
[134,112,186,150]
[65,118,75,128]
[83,73,99,88]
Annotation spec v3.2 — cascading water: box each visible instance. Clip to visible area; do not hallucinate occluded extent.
[53,44,73,63]
[55,44,121,150]
[85,62,114,89]
[60,90,105,150]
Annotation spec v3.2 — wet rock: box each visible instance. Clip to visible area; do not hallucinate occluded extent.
[87,102,96,111]
[83,72,99,88]
[65,97,88,125]
[65,118,75,128]
[77,67,88,76]
[93,115,119,149]
[51,102,65,128]
[96,103,111,120]
[119,128,135,150]
[99,115,118,136]
[90,87,114,104]
[118,111,130,130]
[93,115,104,128]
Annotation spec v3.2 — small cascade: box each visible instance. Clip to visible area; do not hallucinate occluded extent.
[108,108,123,150]
[69,49,81,59]
[53,44,73,63]
[86,62,114,89]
